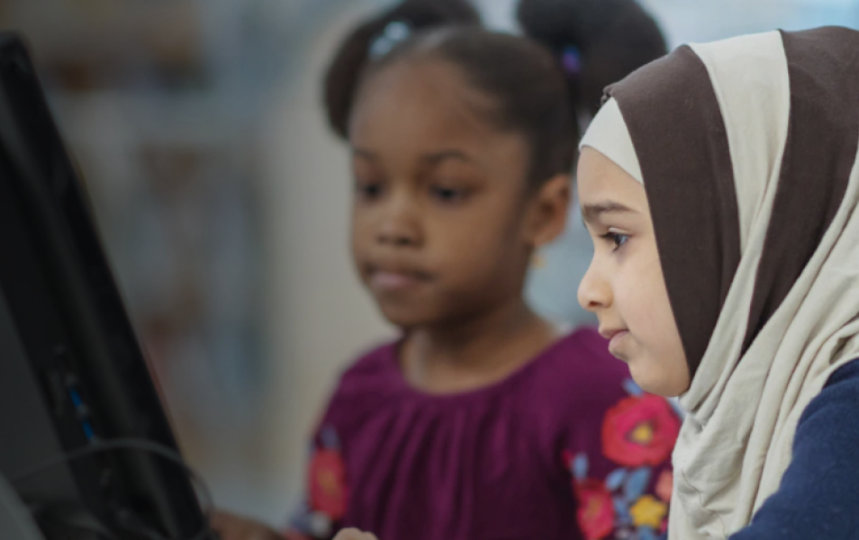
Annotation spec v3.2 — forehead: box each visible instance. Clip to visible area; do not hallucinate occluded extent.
[349,59,509,149]
[577,148,648,214]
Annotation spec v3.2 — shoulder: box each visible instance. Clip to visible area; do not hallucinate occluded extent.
[797,357,859,430]
[337,338,401,381]
[790,358,859,464]
[729,358,859,539]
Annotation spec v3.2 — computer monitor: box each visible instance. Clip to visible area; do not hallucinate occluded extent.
[0,33,213,539]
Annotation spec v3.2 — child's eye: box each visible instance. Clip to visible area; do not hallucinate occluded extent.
[600,231,629,251]
[355,181,383,200]
[430,185,467,203]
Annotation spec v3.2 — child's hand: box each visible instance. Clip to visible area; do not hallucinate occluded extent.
[333,528,378,540]
[211,509,284,540]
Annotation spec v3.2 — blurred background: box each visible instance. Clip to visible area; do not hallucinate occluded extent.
[1,0,856,528]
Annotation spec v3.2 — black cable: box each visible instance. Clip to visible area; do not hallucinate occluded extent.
[10,438,217,540]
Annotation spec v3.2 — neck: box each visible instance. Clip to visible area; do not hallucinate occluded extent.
[400,297,560,393]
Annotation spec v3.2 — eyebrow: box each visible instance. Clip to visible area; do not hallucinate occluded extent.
[423,149,472,165]
[581,201,637,224]
[351,148,472,165]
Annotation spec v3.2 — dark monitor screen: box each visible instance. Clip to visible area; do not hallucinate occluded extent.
[0,33,214,539]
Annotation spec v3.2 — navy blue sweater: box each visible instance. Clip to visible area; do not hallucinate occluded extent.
[729,358,859,539]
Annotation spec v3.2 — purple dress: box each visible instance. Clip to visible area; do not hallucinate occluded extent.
[289,327,680,540]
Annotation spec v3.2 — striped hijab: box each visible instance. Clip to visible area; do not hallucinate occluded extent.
[585,27,859,537]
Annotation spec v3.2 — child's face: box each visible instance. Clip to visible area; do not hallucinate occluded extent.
[347,59,566,329]
[576,148,690,396]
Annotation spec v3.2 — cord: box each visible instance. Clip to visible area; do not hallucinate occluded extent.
[10,438,217,540]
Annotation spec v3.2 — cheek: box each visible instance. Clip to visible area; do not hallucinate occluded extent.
[633,267,676,342]
[645,271,674,330]
[438,234,513,279]
[430,218,528,285]
[431,200,525,253]
[634,266,689,393]
[349,211,371,263]
[613,264,656,325]
[614,258,680,346]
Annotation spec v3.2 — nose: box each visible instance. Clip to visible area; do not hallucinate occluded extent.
[376,191,421,247]
[577,258,611,313]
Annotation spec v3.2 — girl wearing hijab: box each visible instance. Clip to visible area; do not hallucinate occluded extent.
[576,25,859,538]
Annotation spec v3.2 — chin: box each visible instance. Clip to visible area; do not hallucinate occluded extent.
[629,363,681,397]
[376,304,432,329]
[638,380,687,398]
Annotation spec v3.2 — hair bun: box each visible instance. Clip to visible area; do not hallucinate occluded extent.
[516,0,666,116]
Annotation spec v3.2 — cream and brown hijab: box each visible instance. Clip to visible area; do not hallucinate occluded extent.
[581,27,859,538]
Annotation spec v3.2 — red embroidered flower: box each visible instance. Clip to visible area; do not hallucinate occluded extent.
[574,479,615,540]
[655,469,673,502]
[308,448,348,519]
[601,394,680,467]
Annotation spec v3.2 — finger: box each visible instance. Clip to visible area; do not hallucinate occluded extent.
[333,528,378,540]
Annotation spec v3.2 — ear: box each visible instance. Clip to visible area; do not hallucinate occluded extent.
[523,173,571,247]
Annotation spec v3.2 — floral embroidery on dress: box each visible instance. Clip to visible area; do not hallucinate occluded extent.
[601,387,681,467]
[563,380,680,540]
[630,495,668,529]
[310,448,348,519]
[291,427,348,538]
[572,477,616,540]
[654,470,673,503]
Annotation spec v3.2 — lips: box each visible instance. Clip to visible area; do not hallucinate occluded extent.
[370,270,424,290]
[366,263,432,292]
[599,327,630,357]
[598,326,626,340]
